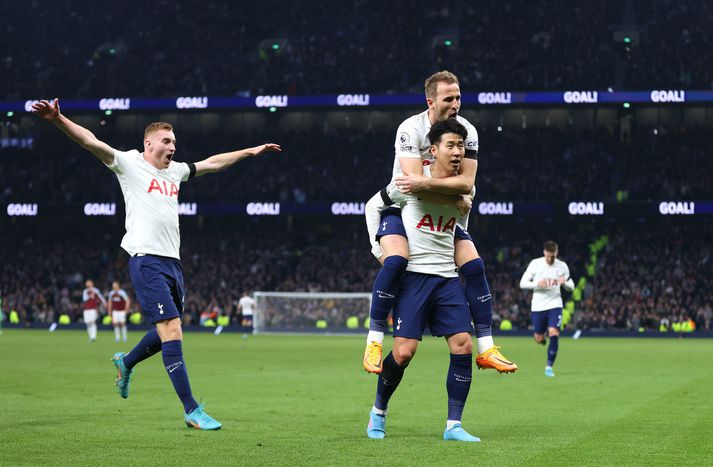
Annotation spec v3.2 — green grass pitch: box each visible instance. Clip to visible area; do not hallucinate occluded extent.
[1,330,711,466]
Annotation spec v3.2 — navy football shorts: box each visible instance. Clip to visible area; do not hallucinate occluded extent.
[129,254,185,324]
[375,207,473,243]
[392,272,474,340]
[531,307,563,334]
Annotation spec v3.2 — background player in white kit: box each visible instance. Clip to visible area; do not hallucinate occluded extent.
[82,279,106,343]
[238,291,255,329]
[363,71,516,374]
[108,281,131,343]
[367,119,480,442]
[32,98,280,430]
[519,241,575,377]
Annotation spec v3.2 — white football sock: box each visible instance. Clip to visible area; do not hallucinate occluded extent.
[367,330,384,344]
[476,335,494,354]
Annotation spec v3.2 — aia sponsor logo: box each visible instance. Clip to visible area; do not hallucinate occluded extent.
[415,214,456,232]
[147,178,179,197]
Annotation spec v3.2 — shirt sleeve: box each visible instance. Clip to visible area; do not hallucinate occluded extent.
[385,182,410,205]
[394,121,421,159]
[519,261,537,289]
[463,121,479,159]
[105,149,133,174]
[175,162,192,182]
[562,263,575,291]
[95,288,107,306]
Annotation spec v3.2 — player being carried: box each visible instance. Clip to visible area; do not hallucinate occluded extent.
[366,119,481,442]
[363,71,516,374]
[519,241,574,377]
[82,279,106,343]
[32,98,280,430]
[108,281,131,343]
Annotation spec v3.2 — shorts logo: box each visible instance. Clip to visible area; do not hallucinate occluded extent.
[381,221,388,231]
[158,303,164,314]
[396,317,402,330]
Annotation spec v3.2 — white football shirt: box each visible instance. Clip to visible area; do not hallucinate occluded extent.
[519,257,575,311]
[238,296,256,316]
[106,149,191,259]
[391,110,479,180]
[385,175,460,278]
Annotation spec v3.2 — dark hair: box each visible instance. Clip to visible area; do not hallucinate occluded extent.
[544,241,558,252]
[427,119,468,145]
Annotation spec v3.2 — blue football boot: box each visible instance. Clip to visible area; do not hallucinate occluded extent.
[111,352,133,399]
[443,423,481,442]
[367,409,386,439]
[185,403,222,430]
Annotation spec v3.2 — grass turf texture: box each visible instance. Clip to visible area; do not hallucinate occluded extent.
[1,330,711,466]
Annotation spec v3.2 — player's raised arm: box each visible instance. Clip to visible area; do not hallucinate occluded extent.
[31,99,116,165]
[193,143,281,177]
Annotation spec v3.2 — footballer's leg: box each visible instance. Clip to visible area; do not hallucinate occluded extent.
[368,337,416,439]
[430,280,480,442]
[456,236,517,373]
[363,198,408,374]
[442,332,480,442]
[114,327,162,398]
[545,308,562,377]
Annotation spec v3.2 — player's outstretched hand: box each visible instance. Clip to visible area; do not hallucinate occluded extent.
[31,98,61,122]
[395,172,429,193]
[251,143,282,156]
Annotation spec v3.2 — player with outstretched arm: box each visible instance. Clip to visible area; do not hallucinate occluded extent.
[32,98,280,429]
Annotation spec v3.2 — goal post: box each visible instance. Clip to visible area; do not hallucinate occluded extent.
[253,291,372,334]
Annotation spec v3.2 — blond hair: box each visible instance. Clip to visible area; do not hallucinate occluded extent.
[144,122,173,140]
[424,71,459,99]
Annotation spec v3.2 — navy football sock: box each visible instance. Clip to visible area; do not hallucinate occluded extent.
[447,353,473,421]
[547,335,559,367]
[374,352,406,411]
[162,340,199,413]
[123,328,162,369]
[460,258,493,338]
[369,255,408,333]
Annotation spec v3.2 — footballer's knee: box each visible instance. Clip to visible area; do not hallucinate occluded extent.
[447,333,473,355]
[548,327,560,337]
[392,342,417,366]
[380,235,409,261]
[157,317,183,342]
[534,334,546,344]
[454,239,479,267]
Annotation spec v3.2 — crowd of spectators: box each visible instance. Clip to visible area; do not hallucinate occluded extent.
[2,1,711,100]
[625,0,713,90]
[479,219,713,333]
[574,222,713,333]
[2,217,711,334]
[2,125,710,206]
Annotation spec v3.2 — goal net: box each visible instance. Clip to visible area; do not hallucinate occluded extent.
[253,292,372,334]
